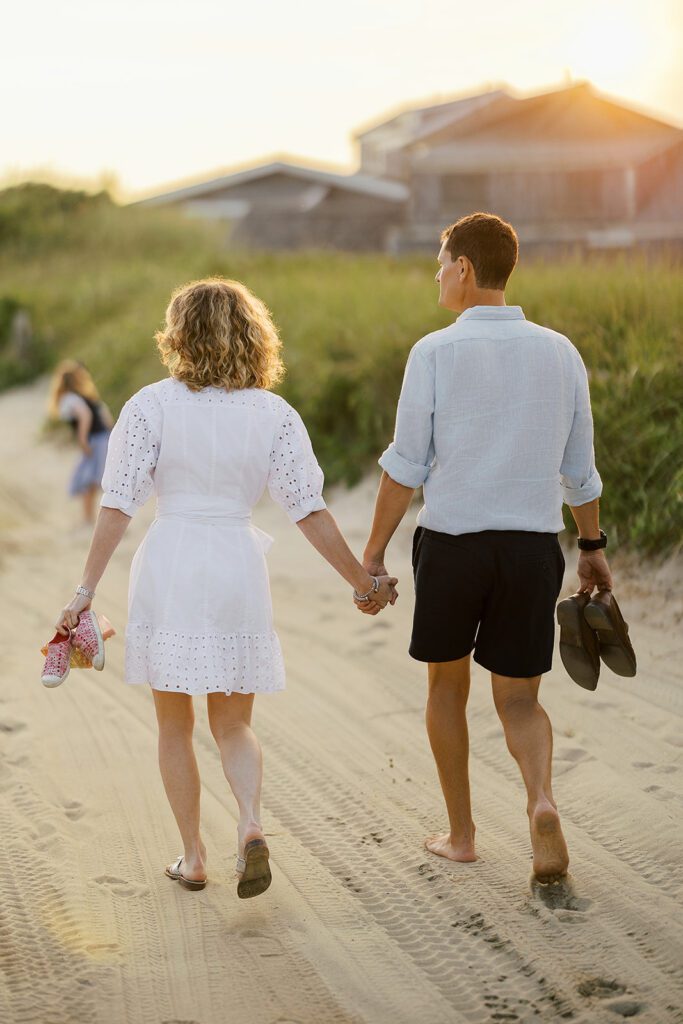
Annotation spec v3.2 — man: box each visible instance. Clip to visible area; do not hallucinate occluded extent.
[360,212,613,883]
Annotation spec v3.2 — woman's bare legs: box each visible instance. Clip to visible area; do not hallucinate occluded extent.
[424,655,477,861]
[152,690,207,880]
[206,693,265,858]
[491,674,569,881]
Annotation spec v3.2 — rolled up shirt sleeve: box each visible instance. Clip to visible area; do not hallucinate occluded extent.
[99,396,160,516]
[267,404,327,522]
[560,350,603,506]
[378,344,435,488]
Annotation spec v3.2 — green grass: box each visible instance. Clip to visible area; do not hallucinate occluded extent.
[1,183,681,556]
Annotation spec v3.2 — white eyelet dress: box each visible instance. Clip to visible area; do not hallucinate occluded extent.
[99,377,327,695]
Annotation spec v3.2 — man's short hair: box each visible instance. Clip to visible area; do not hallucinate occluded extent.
[441,212,519,289]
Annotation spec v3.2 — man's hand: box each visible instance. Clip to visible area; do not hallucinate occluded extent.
[356,558,398,615]
[355,572,398,615]
[577,550,613,595]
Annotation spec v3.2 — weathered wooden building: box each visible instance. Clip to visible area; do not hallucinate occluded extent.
[137,161,408,250]
[138,83,683,253]
[357,82,683,252]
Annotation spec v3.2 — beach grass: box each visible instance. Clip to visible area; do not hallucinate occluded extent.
[1,183,681,555]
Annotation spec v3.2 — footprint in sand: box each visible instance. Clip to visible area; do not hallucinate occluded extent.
[0,718,27,734]
[63,799,87,821]
[602,998,644,1017]
[577,978,644,1016]
[577,978,626,998]
[92,875,149,898]
[553,747,592,776]
[530,875,592,914]
[239,930,286,958]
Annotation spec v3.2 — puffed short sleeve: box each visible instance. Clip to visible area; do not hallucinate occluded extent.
[58,392,88,420]
[267,404,327,522]
[99,395,161,516]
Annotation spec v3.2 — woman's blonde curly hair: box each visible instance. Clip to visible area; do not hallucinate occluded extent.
[155,277,284,392]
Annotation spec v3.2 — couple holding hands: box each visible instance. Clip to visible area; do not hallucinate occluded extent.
[54,212,613,899]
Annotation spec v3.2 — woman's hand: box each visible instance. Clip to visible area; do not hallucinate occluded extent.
[354,574,398,616]
[55,591,92,636]
[358,558,399,615]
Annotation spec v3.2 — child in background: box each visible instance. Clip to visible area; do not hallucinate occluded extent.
[47,360,114,526]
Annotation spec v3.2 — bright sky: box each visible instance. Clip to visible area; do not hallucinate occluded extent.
[4,0,682,199]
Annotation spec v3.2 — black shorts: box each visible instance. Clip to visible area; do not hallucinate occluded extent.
[410,526,566,678]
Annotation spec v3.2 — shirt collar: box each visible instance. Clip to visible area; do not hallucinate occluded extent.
[457,305,525,322]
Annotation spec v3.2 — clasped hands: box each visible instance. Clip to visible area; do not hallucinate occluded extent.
[354,559,398,617]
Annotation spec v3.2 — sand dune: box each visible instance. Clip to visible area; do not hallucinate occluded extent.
[1,376,682,1024]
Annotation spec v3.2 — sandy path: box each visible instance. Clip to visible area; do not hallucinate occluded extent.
[1,376,682,1024]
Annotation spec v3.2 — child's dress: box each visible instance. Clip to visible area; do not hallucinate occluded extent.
[99,376,326,695]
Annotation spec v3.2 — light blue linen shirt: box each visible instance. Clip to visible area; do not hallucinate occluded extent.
[378,305,602,536]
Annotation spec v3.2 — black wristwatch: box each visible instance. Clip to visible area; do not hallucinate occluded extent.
[577,529,607,551]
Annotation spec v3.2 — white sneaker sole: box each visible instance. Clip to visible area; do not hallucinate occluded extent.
[42,664,70,688]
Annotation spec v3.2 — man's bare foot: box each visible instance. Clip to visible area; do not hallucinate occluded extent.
[529,802,569,883]
[424,830,478,863]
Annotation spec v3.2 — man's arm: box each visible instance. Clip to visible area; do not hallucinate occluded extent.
[361,344,436,608]
[560,351,613,593]
[363,471,415,578]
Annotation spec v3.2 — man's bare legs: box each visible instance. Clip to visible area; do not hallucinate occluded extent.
[424,654,477,862]
[207,692,265,862]
[152,690,208,881]
[491,674,569,881]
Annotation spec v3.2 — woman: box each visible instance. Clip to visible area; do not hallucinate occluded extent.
[48,360,115,526]
[53,278,397,899]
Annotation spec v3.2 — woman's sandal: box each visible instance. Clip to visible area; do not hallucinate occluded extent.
[164,855,207,890]
[236,838,271,899]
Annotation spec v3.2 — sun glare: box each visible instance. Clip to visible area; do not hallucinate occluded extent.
[563,2,661,99]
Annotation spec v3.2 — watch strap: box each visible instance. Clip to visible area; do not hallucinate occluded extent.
[577,529,607,551]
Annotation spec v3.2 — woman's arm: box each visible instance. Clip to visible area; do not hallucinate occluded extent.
[296,508,397,610]
[55,507,132,634]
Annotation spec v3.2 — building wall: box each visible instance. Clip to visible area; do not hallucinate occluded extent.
[409,166,634,226]
[635,142,683,220]
[231,189,405,250]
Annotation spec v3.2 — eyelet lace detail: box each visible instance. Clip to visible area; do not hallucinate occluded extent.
[43,639,71,677]
[72,611,99,660]
[124,623,286,695]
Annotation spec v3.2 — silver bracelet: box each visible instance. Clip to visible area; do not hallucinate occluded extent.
[75,584,96,599]
[353,576,379,603]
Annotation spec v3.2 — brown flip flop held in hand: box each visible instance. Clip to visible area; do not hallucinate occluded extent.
[556,591,601,690]
[236,838,272,899]
[165,855,207,891]
[583,590,637,678]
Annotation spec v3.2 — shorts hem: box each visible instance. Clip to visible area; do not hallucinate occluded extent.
[472,651,552,678]
[409,644,474,664]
